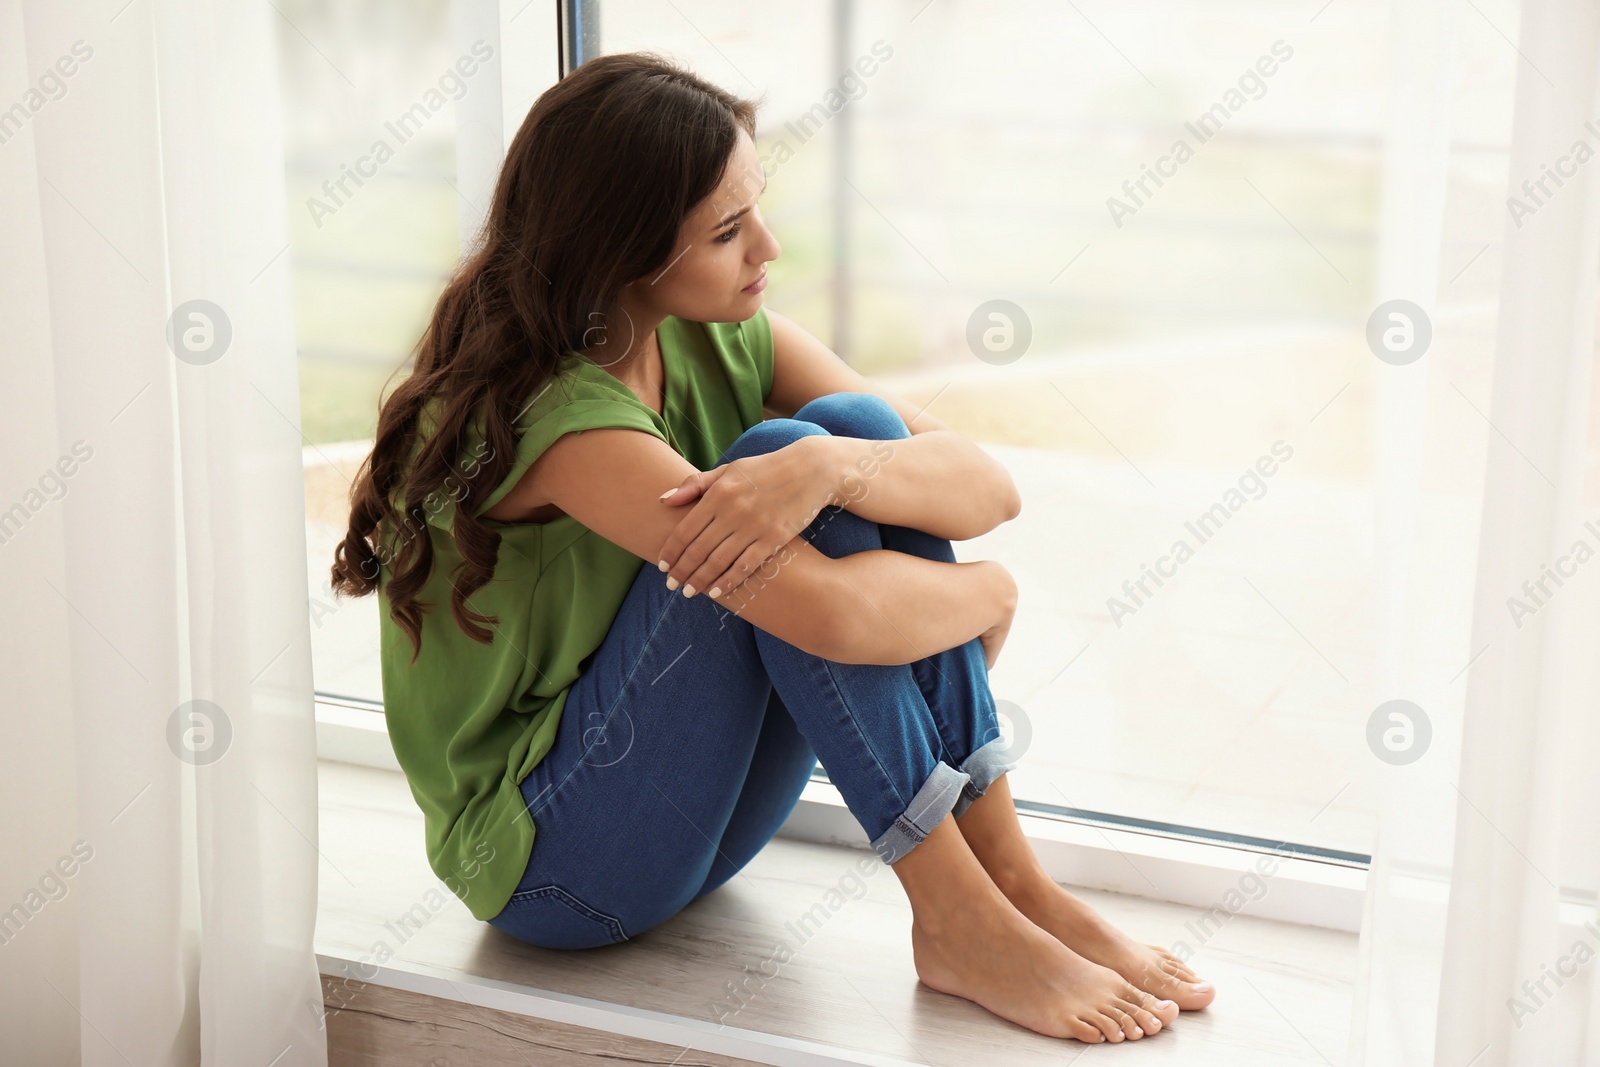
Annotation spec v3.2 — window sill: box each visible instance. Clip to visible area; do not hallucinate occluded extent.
[316,757,1359,1065]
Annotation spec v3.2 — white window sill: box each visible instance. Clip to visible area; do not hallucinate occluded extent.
[315,696,1365,933]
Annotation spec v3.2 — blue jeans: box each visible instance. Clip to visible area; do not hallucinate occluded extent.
[485,391,1015,949]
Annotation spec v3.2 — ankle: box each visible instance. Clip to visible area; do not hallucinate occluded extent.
[986,860,1054,905]
[998,869,1105,930]
[906,870,1015,938]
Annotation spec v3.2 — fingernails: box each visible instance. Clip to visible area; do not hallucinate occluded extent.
[708,586,721,598]
[665,576,679,591]
[682,584,696,598]
[660,487,678,500]
[658,559,669,572]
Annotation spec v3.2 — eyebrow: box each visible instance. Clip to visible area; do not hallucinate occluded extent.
[714,176,770,230]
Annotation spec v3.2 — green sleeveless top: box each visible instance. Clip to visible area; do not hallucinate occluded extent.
[376,309,775,921]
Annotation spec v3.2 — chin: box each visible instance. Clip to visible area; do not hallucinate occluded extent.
[713,296,763,322]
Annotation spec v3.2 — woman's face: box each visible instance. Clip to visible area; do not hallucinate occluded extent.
[636,127,780,324]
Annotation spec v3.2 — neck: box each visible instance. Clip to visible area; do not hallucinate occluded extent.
[577,306,665,381]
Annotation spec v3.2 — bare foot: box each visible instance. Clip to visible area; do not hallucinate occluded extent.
[910,892,1180,1043]
[1005,874,1216,1011]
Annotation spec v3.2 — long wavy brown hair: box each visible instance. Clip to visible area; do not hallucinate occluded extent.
[330,52,761,663]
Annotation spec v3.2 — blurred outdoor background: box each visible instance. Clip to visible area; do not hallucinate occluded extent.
[290,0,1522,859]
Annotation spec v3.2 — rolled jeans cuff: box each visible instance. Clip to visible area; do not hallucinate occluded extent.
[870,761,970,865]
[951,734,1018,821]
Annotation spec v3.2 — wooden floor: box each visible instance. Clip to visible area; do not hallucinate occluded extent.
[316,760,1358,1065]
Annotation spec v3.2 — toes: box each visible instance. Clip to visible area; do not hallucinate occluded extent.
[1140,956,1192,995]
[1116,996,1164,1034]
[1069,1016,1106,1043]
[1086,1011,1125,1042]
[1142,990,1181,1026]
[1155,950,1202,984]
[1133,959,1170,991]
[1123,984,1179,1025]
[1112,1007,1144,1040]
[1166,976,1216,1011]
[1171,962,1202,983]
[1147,956,1213,1009]
[1156,956,1190,982]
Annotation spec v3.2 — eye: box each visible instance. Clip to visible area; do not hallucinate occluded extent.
[717,222,742,244]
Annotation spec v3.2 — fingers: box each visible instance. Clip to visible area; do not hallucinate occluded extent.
[669,527,739,596]
[675,528,786,601]
[656,493,716,579]
[705,543,783,601]
[660,466,716,504]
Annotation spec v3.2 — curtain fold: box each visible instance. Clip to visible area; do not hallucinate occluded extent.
[1435,0,1600,1060]
[1357,0,1600,1062]
[2,0,326,1063]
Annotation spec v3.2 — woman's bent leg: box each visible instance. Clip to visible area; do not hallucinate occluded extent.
[788,392,1017,823]
[722,397,1009,865]
[487,396,1014,948]
[777,396,1185,1043]
[483,547,779,948]
[689,686,816,900]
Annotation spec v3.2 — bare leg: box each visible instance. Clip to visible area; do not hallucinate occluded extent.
[951,773,1217,1011]
[888,811,1180,1043]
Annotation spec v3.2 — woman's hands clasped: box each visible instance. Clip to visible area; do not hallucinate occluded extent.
[655,438,837,602]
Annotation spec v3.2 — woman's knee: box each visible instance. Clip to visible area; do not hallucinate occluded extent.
[793,392,909,441]
[718,417,828,465]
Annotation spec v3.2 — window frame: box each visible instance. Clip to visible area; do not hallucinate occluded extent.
[311,0,1369,934]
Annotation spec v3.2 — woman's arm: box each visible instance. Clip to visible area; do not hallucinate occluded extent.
[808,431,1021,542]
[716,544,1016,667]
[825,552,1017,667]
[504,425,1015,667]
[764,310,1021,540]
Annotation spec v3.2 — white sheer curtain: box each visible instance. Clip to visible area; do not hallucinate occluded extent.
[1,1,325,1064]
[1357,0,1600,1062]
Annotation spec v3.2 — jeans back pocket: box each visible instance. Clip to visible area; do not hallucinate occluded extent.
[488,883,629,950]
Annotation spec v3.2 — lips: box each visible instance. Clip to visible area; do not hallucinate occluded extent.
[742,270,767,294]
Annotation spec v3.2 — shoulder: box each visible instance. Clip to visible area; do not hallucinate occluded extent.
[510,359,613,425]
[478,362,666,519]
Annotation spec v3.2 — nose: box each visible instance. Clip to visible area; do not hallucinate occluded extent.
[754,213,781,262]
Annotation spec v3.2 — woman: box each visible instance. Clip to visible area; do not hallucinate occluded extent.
[330,51,1213,1044]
